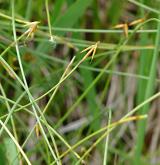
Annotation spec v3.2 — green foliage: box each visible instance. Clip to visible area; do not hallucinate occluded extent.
[0,0,160,164]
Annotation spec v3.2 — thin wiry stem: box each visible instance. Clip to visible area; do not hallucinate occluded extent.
[11,0,60,164]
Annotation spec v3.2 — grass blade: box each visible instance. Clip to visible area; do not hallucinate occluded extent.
[134,14,160,164]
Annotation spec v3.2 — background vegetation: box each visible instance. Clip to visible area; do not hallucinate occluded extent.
[0,0,160,164]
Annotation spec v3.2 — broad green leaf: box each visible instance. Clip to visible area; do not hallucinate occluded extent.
[4,138,19,165]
